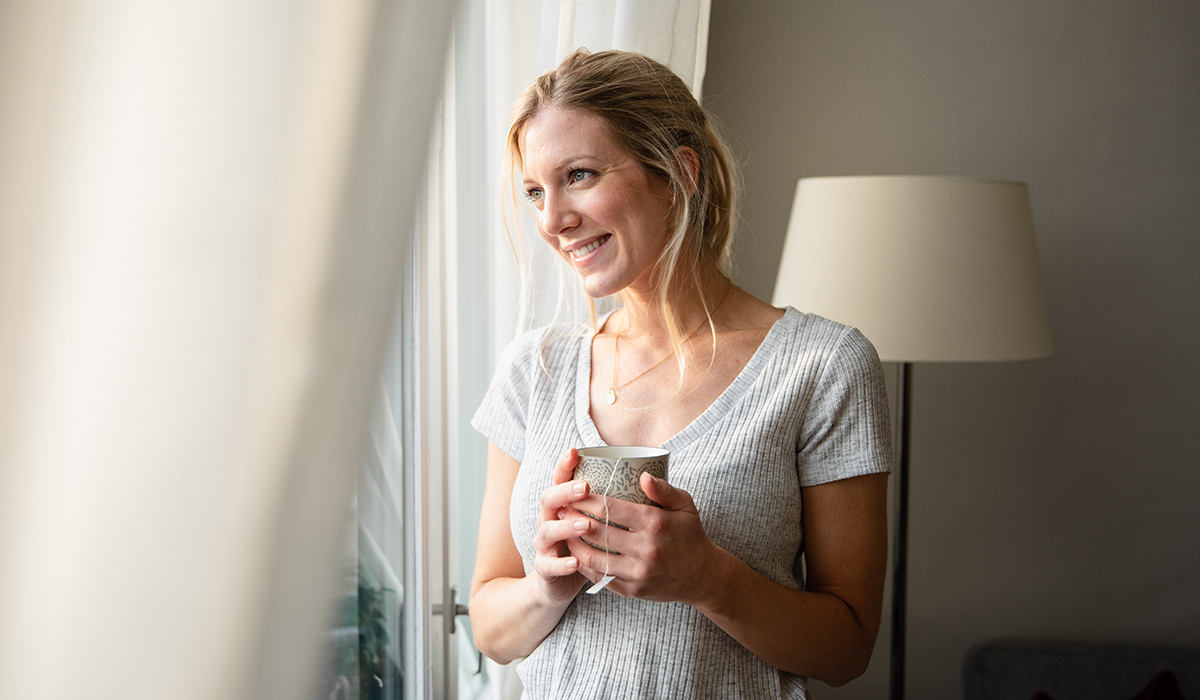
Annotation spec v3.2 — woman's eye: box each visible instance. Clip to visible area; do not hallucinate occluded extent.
[569,169,592,183]
[524,188,543,202]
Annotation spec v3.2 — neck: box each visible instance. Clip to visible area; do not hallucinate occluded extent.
[613,266,733,344]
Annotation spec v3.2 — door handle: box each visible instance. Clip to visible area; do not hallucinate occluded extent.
[431,585,470,634]
[432,586,483,674]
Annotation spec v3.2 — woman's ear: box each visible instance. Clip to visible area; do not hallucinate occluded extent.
[677,146,701,197]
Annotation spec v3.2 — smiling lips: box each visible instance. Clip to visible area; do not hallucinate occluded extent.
[567,234,611,259]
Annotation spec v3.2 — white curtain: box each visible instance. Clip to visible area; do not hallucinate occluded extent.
[460,2,711,697]
[0,1,453,699]
[542,0,711,94]
[482,0,713,357]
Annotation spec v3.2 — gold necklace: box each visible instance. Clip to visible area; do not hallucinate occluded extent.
[606,285,734,405]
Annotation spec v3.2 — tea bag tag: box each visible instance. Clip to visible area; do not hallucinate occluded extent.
[584,457,621,596]
[586,575,615,595]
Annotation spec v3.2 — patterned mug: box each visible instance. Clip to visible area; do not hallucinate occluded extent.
[573,446,669,507]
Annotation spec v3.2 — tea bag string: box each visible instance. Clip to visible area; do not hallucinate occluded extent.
[585,460,619,595]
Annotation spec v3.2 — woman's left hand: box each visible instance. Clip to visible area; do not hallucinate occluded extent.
[564,473,722,605]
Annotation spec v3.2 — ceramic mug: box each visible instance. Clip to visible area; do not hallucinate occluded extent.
[573,446,669,507]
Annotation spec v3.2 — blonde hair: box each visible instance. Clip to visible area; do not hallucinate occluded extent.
[503,49,741,386]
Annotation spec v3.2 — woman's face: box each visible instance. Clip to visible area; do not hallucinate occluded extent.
[518,107,674,299]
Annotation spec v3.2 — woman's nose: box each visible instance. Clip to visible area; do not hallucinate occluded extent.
[540,192,581,236]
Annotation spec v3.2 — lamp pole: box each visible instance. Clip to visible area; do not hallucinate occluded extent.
[890,362,913,700]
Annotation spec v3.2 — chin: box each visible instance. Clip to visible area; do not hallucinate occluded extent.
[580,281,617,300]
[575,258,651,300]
[578,271,631,300]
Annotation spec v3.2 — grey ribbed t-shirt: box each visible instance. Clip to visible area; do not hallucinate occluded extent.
[471,307,892,699]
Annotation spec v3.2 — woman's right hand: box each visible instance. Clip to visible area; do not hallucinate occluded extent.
[472,442,588,663]
[530,448,593,604]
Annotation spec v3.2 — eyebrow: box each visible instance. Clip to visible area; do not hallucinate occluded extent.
[523,155,602,187]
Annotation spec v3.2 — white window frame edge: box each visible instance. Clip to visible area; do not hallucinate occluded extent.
[409,33,464,700]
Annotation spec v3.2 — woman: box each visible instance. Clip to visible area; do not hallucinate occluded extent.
[469,49,892,699]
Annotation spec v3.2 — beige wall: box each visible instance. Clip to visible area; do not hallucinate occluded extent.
[704,1,1200,698]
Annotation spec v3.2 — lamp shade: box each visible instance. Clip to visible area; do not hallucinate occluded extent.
[772,176,1053,363]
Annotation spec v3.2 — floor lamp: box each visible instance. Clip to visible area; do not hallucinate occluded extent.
[771,176,1054,700]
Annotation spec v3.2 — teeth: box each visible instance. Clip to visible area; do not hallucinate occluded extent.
[571,235,608,258]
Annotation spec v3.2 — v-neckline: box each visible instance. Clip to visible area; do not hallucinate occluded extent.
[574,307,798,453]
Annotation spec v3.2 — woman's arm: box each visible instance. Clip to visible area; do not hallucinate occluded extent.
[468,443,596,664]
[698,472,888,685]
[566,471,888,686]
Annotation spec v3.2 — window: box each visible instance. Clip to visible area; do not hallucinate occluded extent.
[312,3,712,697]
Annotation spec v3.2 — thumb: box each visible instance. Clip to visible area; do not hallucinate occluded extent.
[640,473,693,512]
[552,448,580,485]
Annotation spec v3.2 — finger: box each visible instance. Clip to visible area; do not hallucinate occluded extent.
[573,494,648,532]
[577,519,636,557]
[536,480,590,523]
[533,551,581,579]
[574,561,604,586]
[572,493,637,525]
[567,538,622,579]
[551,448,581,485]
[567,524,634,565]
[640,473,696,513]
[533,516,592,553]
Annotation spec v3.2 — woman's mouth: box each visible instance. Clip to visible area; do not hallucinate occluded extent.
[569,234,611,260]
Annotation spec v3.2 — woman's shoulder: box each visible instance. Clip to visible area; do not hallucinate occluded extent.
[511,318,592,349]
[775,306,881,365]
[498,319,593,374]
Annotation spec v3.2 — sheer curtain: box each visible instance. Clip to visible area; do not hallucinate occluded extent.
[473,0,715,392]
[0,2,453,699]
[497,0,714,351]
[544,0,711,95]
[454,1,712,697]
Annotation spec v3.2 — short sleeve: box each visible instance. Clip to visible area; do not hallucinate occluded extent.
[470,330,543,463]
[797,327,894,487]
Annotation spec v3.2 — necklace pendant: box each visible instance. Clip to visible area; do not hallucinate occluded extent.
[605,388,617,405]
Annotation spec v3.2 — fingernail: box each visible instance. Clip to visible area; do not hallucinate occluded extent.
[573,482,586,496]
[573,519,588,531]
